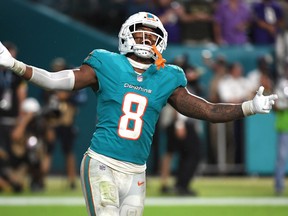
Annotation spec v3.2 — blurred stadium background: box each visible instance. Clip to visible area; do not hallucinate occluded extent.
[0,0,287,215]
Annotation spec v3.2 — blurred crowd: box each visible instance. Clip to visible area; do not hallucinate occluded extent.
[0,52,87,193]
[155,50,276,195]
[1,0,288,196]
[30,0,288,46]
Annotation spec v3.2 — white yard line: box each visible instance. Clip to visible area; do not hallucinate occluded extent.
[145,197,288,206]
[0,197,288,206]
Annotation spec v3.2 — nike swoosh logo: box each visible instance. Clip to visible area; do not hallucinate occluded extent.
[137,181,145,186]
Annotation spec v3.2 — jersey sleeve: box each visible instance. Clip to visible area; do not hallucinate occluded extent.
[169,64,187,88]
[82,49,103,72]
[82,49,115,92]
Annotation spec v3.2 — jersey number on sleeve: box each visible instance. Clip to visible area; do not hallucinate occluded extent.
[118,93,148,140]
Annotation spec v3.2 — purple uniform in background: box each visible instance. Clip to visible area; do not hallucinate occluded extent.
[251,0,283,45]
[214,0,251,45]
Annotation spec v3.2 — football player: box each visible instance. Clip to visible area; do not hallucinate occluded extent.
[0,12,277,216]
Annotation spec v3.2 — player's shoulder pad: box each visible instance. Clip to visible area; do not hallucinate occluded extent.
[165,64,185,74]
[89,49,118,57]
[164,64,187,86]
[85,49,121,65]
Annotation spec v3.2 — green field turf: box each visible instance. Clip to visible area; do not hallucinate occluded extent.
[0,176,287,216]
[145,206,288,216]
[0,206,288,216]
[1,176,285,197]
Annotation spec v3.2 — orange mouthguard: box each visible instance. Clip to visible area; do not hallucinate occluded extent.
[152,45,166,70]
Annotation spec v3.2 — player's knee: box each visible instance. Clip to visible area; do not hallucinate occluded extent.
[120,193,144,216]
[120,205,143,216]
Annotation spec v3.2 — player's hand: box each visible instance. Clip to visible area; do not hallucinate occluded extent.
[0,41,15,69]
[252,86,278,113]
[242,86,278,116]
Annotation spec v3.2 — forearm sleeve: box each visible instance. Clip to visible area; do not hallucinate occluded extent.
[29,67,75,90]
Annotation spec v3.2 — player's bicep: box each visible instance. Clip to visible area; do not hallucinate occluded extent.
[73,64,99,90]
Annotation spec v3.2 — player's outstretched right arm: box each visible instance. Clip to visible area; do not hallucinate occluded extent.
[0,41,47,83]
[0,42,27,75]
[0,42,97,91]
[0,41,76,90]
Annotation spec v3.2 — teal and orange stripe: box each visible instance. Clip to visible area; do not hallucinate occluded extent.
[83,154,96,216]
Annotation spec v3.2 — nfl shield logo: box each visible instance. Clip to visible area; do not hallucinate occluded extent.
[137,75,143,82]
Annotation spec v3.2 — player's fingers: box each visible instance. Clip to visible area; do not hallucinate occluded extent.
[268,94,278,101]
[262,103,271,111]
[262,103,270,109]
[257,86,264,96]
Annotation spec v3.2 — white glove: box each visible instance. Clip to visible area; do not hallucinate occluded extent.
[242,86,278,116]
[0,41,15,68]
[0,41,26,75]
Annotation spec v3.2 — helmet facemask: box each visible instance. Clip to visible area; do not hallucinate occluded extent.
[130,24,166,59]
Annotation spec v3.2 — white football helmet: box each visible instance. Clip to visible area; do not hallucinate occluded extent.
[118,12,168,59]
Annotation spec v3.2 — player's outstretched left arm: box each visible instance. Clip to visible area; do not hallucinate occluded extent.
[168,86,278,123]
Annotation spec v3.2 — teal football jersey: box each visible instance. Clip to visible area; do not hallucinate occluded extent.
[83,49,187,165]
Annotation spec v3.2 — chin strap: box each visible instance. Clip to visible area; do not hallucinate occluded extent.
[152,45,166,70]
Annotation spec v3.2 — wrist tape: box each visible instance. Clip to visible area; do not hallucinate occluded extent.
[11,59,26,76]
[241,100,255,116]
